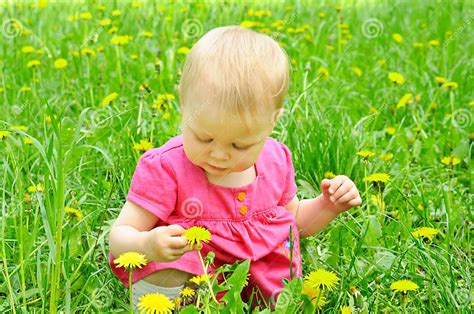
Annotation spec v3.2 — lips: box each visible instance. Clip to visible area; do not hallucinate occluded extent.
[208,164,227,171]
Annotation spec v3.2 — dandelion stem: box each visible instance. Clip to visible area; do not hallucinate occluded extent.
[129,271,133,314]
[197,251,218,304]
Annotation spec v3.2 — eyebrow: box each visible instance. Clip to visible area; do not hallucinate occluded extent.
[190,126,262,145]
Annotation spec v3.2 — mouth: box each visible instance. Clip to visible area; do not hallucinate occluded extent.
[208,163,228,171]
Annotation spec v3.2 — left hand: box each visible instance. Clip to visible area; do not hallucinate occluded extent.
[321,175,362,213]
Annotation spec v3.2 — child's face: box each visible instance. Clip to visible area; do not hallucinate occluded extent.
[181,100,277,177]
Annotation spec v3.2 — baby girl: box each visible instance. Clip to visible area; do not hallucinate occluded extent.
[108,25,361,309]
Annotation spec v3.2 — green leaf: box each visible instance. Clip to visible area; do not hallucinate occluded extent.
[274,277,303,313]
[363,215,382,246]
[220,259,251,314]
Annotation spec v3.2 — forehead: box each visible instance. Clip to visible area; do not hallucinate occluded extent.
[184,104,270,141]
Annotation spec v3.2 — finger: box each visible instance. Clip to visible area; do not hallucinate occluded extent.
[331,181,353,202]
[348,196,362,207]
[321,179,332,197]
[166,224,186,236]
[335,187,359,204]
[168,235,189,249]
[328,176,346,194]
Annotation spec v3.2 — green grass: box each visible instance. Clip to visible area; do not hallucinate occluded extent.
[0,0,472,313]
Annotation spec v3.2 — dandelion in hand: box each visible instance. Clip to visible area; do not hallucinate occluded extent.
[184,226,212,247]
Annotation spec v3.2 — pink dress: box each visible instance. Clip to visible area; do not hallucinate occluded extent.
[109,135,302,307]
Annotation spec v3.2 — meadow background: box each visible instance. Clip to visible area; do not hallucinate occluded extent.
[0,0,472,312]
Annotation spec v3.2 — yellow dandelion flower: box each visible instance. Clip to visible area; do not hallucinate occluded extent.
[22,46,35,53]
[130,53,138,60]
[111,35,132,45]
[304,268,339,291]
[180,287,195,298]
[318,67,330,79]
[352,66,362,77]
[142,31,153,38]
[27,60,41,68]
[99,18,111,26]
[101,92,119,107]
[112,9,121,17]
[173,296,181,308]
[397,93,413,109]
[392,33,403,43]
[64,207,84,221]
[340,305,352,314]
[379,153,394,162]
[177,47,190,55]
[413,42,423,48]
[79,12,92,20]
[441,82,458,90]
[441,155,461,166]
[109,26,118,34]
[184,226,211,246]
[363,173,390,183]
[428,39,440,47]
[356,150,375,159]
[388,72,405,85]
[53,58,68,69]
[390,279,419,294]
[24,137,33,145]
[324,171,336,179]
[96,46,104,53]
[81,48,96,56]
[20,86,32,93]
[384,127,396,135]
[435,76,447,86]
[0,131,11,139]
[152,94,175,110]
[302,283,327,309]
[412,226,439,240]
[137,293,174,314]
[189,273,213,285]
[96,5,106,11]
[27,183,44,193]
[133,139,153,152]
[114,252,148,270]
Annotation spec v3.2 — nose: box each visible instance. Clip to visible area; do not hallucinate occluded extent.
[209,143,230,161]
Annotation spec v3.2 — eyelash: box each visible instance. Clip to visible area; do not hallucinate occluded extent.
[196,137,249,150]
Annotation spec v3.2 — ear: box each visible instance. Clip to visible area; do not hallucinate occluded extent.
[271,108,284,125]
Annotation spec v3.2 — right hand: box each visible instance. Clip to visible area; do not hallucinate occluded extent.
[143,224,202,263]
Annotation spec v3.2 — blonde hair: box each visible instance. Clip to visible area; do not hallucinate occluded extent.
[178,26,290,125]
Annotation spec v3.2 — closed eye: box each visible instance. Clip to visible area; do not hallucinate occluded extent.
[233,143,251,150]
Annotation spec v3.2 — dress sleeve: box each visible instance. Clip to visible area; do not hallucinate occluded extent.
[126,149,177,222]
[277,142,298,206]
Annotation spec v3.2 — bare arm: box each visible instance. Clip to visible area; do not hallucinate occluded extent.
[285,195,338,238]
[108,201,197,262]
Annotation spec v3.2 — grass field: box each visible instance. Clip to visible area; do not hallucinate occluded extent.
[0,0,472,313]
